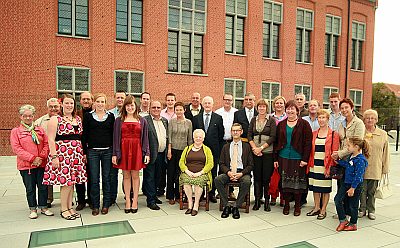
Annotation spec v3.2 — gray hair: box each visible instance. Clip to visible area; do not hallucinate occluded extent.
[193,129,205,138]
[46,98,59,107]
[363,109,379,121]
[202,96,214,105]
[19,104,36,115]
[295,93,306,99]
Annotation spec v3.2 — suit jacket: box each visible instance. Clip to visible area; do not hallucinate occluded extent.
[233,108,258,138]
[219,141,253,176]
[144,115,169,164]
[192,111,224,159]
[184,103,203,122]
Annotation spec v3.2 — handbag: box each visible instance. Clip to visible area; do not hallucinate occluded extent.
[329,131,344,179]
[375,174,392,199]
[268,167,280,197]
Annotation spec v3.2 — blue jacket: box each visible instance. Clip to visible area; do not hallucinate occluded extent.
[337,154,368,188]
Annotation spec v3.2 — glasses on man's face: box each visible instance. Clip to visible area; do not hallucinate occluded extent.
[224,99,233,101]
[22,115,34,119]
[152,107,161,109]
[231,129,242,133]
[49,105,59,109]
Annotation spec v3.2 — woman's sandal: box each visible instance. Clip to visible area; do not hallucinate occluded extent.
[60,209,76,220]
[317,212,327,220]
[306,209,320,216]
[68,208,81,218]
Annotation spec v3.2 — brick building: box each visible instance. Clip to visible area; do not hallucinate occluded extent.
[0,0,377,155]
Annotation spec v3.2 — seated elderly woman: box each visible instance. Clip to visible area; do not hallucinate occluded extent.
[179,129,214,216]
[10,104,54,219]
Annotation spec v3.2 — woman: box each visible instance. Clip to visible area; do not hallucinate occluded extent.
[359,109,390,220]
[179,129,213,216]
[167,102,193,205]
[43,94,87,220]
[248,99,276,211]
[307,109,339,220]
[10,105,53,219]
[112,95,150,213]
[82,93,115,216]
[274,100,312,216]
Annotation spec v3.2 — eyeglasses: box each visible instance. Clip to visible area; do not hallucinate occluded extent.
[151,107,161,109]
[231,129,242,132]
[22,115,34,118]
[223,99,233,101]
[49,105,59,109]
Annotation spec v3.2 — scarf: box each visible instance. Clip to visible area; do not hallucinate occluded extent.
[20,121,40,145]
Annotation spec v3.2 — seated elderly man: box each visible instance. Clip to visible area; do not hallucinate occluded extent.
[215,123,253,219]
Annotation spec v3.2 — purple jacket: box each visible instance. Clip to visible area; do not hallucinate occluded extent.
[113,117,150,161]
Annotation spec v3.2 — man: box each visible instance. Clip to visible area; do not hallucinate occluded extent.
[160,93,177,121]
[328,92,345,131]
[184,92,202,121]
[295,93,309,117]
[109,90,126,117]
[76,91,93,211]
[302,99,320,131]
[215,123,253,219]
[233,93,258,141]
[143,101,168,210]
[34,98,60,208]
[192,96,224,203]
[139,92,151,117]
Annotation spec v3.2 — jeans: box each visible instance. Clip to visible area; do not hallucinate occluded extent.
[87,148,113,209]
[215,174,251,208]
[20,168,48,210]
[143,152,164,205]
[335,183,362,224]
[166,149,183,200]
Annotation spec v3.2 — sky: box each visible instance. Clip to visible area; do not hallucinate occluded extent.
[372,0,400,84]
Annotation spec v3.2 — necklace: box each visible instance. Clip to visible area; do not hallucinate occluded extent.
[192,145,202,151]
[287,118,298,122]
[64,115,73,122]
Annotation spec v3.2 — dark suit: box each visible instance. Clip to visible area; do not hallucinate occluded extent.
[233,108,258,139]
[143,115,168,205]
[192,111,224,195]
[184,104,203,122]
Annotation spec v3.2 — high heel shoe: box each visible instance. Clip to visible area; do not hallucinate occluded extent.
[68,208,80,218]
[124,209,131,214]
[60,209,76,220]
[131,209,138,214]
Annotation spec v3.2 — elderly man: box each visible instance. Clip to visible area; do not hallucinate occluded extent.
[160,93,177,121]
[295,93,309,117]
[139,92,151,117]
[233,93,258,141]
[192,96,224,203]
[215,123,253,219]
[328,92,345,131]
[184,92,203,121]
[34,98,60,208]
[143,101,168,210]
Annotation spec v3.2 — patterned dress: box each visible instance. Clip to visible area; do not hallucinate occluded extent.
[43,116,87,186]
[308,136,332,193]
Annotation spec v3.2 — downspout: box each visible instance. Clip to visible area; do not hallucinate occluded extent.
[344,0,351,97]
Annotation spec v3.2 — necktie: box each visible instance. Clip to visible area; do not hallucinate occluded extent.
[204,113,210,133]
[231,143,238,173]
[248,109,253,122]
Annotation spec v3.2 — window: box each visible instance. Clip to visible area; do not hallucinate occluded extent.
[294,84,311,101]
[58,0,89,37]
[351,22,365,70]
[116,0,143,43]
[263,1,282,59]
[322,87,339,109]
[296,9,313,63]
[261,82,281,112]
[325,15,341,67]
[115,71,144,99]
[224,79,246,109]
[349,89,363,111]
[168,0,206,74]
[57,66,90,102]
[225,0,247,55]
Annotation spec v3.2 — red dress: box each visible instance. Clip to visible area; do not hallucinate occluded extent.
[115,122,145,171]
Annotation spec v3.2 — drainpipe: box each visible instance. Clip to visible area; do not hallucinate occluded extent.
[344,0,351,98]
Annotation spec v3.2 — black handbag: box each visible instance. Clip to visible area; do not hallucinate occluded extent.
[329,131,344,180]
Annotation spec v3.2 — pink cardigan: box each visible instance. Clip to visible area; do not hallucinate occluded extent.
[10,125,49,171]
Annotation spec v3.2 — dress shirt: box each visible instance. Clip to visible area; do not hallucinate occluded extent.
[152,117,167,152]
[329,110,345,131]
[139,108,149,117]
[203,111,212,131]
[302,115,320,131]
[90,110,110,122]
[109,107,120,117]
[230,140,243,170]
[215,106,238,140]
[160,108,176,121]
[246,108,254,123]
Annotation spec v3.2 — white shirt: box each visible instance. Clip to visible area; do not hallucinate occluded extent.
[246,107,255,123]
[216,106,238,140]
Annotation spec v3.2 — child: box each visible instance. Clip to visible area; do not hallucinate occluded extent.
[334,137,369,231]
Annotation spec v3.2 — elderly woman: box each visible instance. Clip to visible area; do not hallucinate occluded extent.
[248,99,276,211]
[10,105,54,219]
[179,129,213,216]
[274,100,312,216]
[307,109,340,220]
[358,109,390,220]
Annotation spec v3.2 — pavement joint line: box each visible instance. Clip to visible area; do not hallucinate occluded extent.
[239,233,262,248]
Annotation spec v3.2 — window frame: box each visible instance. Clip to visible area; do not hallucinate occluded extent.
[349,89,363,111]
[294,84,312,102]
[58,0,89,38]
[116,0,144,43]
[296,8,313,63]
[262,0,282,59]
[224,78,246,109]
[114,70,145,98]
[56,66,91,99]
[225,0,248,55]
[325,14,341,67]
[261,81,281,113]
[351,21,366,71]
[322,87,339,109]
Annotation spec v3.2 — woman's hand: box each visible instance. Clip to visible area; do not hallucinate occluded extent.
[52,158,60,169]
[83,155,87,164]
[192,172,202,178]
[32,157,42,167]
[167,149,172,160]
[252,147,262,156]
[299,161,307,167]
[144,156,150,165]
[274,161,279,168]
[185,169,194,177]
[112,156,118,165]
[347,187,355,197]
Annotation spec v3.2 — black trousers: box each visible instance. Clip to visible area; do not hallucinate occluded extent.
[253,153,274,200]
[166,149,183,200]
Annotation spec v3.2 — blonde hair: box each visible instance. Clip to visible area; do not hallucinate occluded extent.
[272,96,286,110]
[193,129,205,139]
[93,93,107,103]
[317,109,330,119]
[309,99,320,108]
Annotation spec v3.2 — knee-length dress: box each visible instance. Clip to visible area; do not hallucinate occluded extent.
[43,116,87,186]
[309,137,332,193]
[115,122,145,171]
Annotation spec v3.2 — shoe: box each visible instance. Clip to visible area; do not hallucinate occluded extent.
[306,209,320,216]
[270,198,277,206]
[221,206,232,218]
[343,224,357,231]
[92,208,100,216]
[47,203,52,208]
[41,209,54,216]
[147,203,160,210]
[209,195,217,203]
[252,200,261,211]
[124,209,131,214]
[101,208,109,215]
[75,203,85,211]
[185,208,192,215]
[336,221,349,231]
[283,205,290,215]
[191,209,198,216]
[168,199,175,205]
[29,211,38,219]
[368,212,376,220]
[294,205,301,216]
[155,198,163,204]
[131,209,138,214]
[68,208,81,218]
[317,212,327,220]
[156,191,165,197]
[264,201,271,212]
[232,207,240,219]
[60,209,76,220]
[216,193,221,199]
[228,192,236,201]
[358,211,366,218]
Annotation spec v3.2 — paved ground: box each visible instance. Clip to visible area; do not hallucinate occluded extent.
[0,145,399,248]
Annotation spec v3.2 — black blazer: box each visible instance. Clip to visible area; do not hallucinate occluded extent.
[184,103,203,122]
[192,111,224,159]
[233,108,258,138]
[219,141,253,176]
[144,115,169,164]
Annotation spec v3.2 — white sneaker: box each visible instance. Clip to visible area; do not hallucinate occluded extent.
[29,211,38,219]
[332,214,338,219]
[41,209,54,216]
[368,212,376,220]
[358,211,366,218]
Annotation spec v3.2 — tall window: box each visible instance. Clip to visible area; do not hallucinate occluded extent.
[168,0,206,74]
[323,87,339,109]
[224,79,246,109]
[294,84,311,102]
[116,0,143,43]
[351,22,365,70]
[263,1,282,59]
[225,0,247,55]
[349,89,363,111]
[57,66,90,102]
[58,0,89,37]
[296,9,313,63]
[115,71,144,100]
[261,82,281,112]
[325,15,341,67]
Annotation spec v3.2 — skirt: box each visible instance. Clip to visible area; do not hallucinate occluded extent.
[279,157,308,193]
[179,173,208,188]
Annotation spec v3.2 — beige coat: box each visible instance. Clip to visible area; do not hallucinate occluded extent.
[337,115,365,158]
[364,127,390,180]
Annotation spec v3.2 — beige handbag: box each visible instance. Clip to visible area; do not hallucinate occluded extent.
[375,174,392,199]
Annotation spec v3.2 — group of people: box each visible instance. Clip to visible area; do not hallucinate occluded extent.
[10,90,390,231]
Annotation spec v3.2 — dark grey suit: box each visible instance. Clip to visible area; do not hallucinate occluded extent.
[233,108,258,139]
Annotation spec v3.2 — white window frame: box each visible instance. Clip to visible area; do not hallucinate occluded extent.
[224,78,246,109]
[225,0,248,55]
[56,66,91,99]
[322,87,339,109]
[58,0,89,37]
[261,81,281,112]
[114,70,144,97]
[349,89,363,110]
[351,21,366,71]
[325,14,341,67]
[116,0,143,43]
[294,84,312,102]
[263,0,283,59]
[296,8,313,63]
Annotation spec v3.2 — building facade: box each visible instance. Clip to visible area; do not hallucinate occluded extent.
[0,0,377,155]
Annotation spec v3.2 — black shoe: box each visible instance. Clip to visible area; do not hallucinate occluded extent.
[147,203,160,210]
[156,192,165,197]
[252,200,261,211]
[221,206,232,218]
[131,209,138,214]
[209,195,217,203]
[155,198,163,204]
[232,207,240,219]
[76,203,86,211]
[47,203,52,208]
[264,202,271,212]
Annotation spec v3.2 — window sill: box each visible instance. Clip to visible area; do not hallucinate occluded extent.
[262,57,282,62]
[165,71,208,77]
[225,53,247,57]
[295,61,313,65]
[350,69,365,73]
[115,40,145,45]
[325,65,340,69]
[56,34,90,40]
